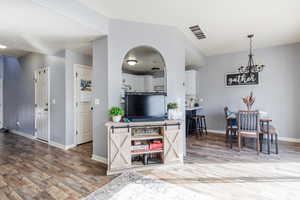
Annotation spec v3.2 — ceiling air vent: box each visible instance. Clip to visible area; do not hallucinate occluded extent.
[189,25,206,40]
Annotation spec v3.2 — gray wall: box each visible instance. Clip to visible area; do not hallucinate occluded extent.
[0,56,4,79]
[197,43,300,139]
[3,57,21,131]
[93,37,109,158]
[92,19,186,158]
[65,50,92,146]
[49,56,66,144]
[3,53,66,144]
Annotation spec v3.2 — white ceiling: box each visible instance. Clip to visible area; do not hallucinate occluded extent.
[0,0,102,57]
[78,0,300,56]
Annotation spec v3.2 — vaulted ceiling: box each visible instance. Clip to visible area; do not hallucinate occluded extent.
[78,0,300,56]
[0,0,104,57]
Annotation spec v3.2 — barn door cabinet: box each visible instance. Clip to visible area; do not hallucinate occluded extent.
[163,125,182,164]
[106,120,183,175]
[107,127,131,171]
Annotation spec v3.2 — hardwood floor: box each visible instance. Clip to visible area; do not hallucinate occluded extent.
[1,131,300,200]
[142,133,300,200]
[0,132,113,200]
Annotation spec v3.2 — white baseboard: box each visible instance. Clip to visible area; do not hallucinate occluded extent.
[65,144,76,150]
[207,129,226,134]
[49,141,66,150]
[10,130,75,150]
[278,137,300,143]
[49,141,76,150]
[208,129,300,143]
[10,129,36,139]
[92,154,107,164]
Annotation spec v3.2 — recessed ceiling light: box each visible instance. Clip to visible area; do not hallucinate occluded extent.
[127,59,138,66]
[0,44,7,49]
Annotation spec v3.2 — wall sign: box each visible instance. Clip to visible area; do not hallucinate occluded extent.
[225,72,259,86]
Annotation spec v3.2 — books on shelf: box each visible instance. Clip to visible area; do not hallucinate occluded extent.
[131,144,148,151]
[149,142,163,151]
[131,142,163,153]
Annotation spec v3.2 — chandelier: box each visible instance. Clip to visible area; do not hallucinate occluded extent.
[238,34,265,74]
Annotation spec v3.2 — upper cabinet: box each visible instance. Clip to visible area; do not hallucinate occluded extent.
[122,73,165,93]
[185,70,197,96]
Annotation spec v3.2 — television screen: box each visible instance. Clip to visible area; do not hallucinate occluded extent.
[125,93,166,121]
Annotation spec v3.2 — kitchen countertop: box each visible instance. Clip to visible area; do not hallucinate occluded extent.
[185,106,203,111]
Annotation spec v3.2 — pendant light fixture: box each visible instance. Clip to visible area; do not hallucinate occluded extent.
[238,34,265,75]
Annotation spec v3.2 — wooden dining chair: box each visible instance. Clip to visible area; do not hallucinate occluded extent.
[237,110,260,155]
[224,107,229,138]
[224,107,237,148]
[259,120,278,154]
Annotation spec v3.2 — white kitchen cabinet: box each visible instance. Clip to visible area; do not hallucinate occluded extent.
[122,73,165,93]
[185,70,197,95]
[144,75,153,92]
[122,73,144,92]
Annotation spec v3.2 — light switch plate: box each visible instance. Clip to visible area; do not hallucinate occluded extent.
[95,99,100,105]
[52,99,56,104]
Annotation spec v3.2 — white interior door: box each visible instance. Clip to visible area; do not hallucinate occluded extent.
[74,65,92,145]
[35,68,49,142]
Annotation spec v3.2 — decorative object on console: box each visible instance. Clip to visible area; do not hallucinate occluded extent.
[167,102,178,120]
[242,91,255,110]
[108,107,125,122]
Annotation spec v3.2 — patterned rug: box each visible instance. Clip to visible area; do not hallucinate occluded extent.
[83,171,215,200]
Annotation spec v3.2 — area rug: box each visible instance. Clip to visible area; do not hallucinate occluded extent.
[83,171,215,200]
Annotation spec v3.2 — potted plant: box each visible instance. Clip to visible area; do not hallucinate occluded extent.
[108,107,125,122]
[167,103,179,120]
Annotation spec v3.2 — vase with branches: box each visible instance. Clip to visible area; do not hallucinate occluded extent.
[243,92,255,110]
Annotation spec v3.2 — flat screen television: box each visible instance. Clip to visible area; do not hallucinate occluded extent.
[125,92,166,122]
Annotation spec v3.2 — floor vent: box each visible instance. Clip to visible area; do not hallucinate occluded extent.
[189,25,206,40]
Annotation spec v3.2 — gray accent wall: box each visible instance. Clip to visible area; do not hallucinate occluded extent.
[49,56,66,144]
[197,43,300,139]
[0,56,4,79]
[3,57,21,131]
[3,53,66,144]
[65,50,92,146]
[92,37,109,158]
[92,19,186,158]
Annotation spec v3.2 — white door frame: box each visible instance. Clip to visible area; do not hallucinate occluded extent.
[34,67,51,142]
[73,64,93,146]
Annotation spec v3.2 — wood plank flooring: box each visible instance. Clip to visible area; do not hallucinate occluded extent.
[0,132,113,200]
[1,131,300,200]
[142,134,300,200]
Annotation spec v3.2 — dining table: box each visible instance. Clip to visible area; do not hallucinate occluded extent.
[226,111,277,154]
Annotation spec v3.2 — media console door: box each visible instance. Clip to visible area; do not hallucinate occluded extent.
[164,125,181,163]
[108,127,131,171]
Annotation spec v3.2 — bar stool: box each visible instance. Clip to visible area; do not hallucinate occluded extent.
[186,115,202,136]
[196,115,208,136]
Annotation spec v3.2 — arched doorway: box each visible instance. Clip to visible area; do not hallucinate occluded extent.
[121,46,166,94]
